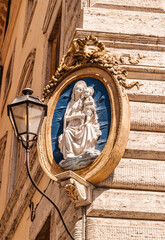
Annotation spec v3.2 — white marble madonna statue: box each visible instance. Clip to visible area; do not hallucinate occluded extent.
[58,80,101,170]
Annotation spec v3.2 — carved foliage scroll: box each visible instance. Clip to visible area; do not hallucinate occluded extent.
[43,35,143,101]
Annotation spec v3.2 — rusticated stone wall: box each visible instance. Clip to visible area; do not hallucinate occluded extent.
[74,0,165,239]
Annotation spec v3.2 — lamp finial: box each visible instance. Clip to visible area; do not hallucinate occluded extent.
[22,88,33,95]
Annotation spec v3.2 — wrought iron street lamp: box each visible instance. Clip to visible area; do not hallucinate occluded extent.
[7,88,47,148]
[7,88,74,240]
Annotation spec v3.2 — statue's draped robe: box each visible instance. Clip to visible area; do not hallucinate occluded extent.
[58,98,101,159]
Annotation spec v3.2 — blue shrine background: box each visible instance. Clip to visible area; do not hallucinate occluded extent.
[51,77,111,164]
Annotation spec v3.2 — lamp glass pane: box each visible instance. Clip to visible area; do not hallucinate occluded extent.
[8,108,18,138]
[11,103,27,141]
[28,103,45,140]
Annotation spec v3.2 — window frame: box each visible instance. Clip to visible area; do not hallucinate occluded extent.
[23,0,38,45]
[1,42,16,116]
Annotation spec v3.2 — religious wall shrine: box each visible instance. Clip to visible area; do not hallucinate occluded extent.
[0,1,165,240]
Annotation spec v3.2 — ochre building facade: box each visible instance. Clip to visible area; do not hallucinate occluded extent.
[0,0,165,239]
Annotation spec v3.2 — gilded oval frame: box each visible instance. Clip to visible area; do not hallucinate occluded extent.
[38,65,130,184]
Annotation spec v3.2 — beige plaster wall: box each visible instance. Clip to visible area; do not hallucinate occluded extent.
[0,0,48,218]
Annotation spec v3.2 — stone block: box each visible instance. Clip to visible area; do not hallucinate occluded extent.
[75,217,165,239]
[126,79,165,103]
[87,188,165,220]
[106,46,165,67]
[98,158,165,191]
[90,0,165,11]
[130,102,165,131]
[125,131,165,160]
[83,7,165,37]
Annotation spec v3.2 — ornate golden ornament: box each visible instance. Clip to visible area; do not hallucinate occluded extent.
[42,35,142,101]
[38,36,142,184]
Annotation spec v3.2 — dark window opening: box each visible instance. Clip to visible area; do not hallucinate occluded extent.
[4,58,12,97]
[35,215,50,240]
[1,55,13,115]
[26,0,35,26]
[23,0,37,44]
[48,6,62,80]
[0,65,3,94]
[4,0,11,37]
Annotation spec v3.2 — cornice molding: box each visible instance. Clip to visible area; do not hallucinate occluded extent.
[75,29,165,47]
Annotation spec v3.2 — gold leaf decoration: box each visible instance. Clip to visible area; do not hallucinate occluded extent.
[65,183,78,202]
[42,35,143,101]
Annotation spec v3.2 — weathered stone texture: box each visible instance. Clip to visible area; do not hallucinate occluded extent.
[0,159,43,240]
[130,102,165,131]
[87,188,165,220]
[125,131,165,160]
[76,218,165,240]
[76,29,165,45]
[75,4,165,237]
[83,7,165,37]
[109,48,165,67]
[90,0,165,11]
[126,79,165,104]
[97,158,165,191]
[63,0,82,54]
[29,179,80,240]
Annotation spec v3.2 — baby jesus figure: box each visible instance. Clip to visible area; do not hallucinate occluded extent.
[83,86,98,125]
